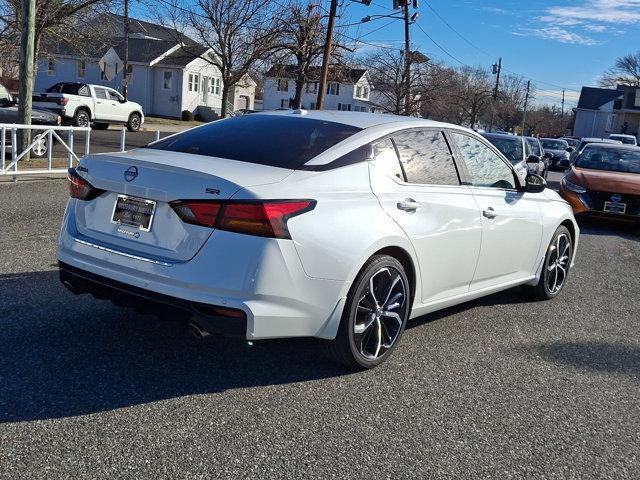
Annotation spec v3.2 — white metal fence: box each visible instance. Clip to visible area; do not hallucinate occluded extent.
[1,124,162,180]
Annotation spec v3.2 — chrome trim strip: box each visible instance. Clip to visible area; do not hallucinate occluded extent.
[73,237,174,267]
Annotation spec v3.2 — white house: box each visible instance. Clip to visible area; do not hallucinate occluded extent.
[35,14,255,120]
[263,64,376,112]
[573,86,625,138]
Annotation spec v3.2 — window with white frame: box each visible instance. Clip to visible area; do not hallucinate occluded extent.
[338,103,351,111]
[327,82,339,95]
[188,73,200,93]
[77,60,86,79]
[356,85,362,98]
[280,99,289,108]
[214,77,221,95]
[362,86,369,99]
[163,70,173,90]
[277,78,289,91]
[47,57,56,75]
[306,82,318,94]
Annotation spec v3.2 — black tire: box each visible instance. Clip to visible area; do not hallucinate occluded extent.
[127,113,142,132]
[73,109,90,128]
[94,122,109,130]
[525,225,572,300]
[324,255,410,370]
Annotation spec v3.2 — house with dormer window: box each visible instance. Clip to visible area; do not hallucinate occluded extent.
[263,64,375,112]
[34,14,255,119]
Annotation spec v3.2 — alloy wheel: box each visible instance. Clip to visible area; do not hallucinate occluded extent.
[354,267,407,360]
[546,233,571,294]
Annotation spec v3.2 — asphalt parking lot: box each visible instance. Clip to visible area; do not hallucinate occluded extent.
[1,175,639,479]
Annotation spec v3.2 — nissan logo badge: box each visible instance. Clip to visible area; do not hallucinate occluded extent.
[124,166,138,182]
[611,194,622,203]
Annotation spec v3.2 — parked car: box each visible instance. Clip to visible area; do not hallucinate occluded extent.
[572,137,622,161]
[1,80,61,158]
[58,111,579,369]
[481,132,544,179]
[541,138,572,170]
[609,133,637,146]
[560,143,640,220]
[33,82,144,132]
[560,137,580,150]
[525,136,550,178]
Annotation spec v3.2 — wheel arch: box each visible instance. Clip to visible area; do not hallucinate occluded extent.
[73,105,92,121]
[371,245,418,307]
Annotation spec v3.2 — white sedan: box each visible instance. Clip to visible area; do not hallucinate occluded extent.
[58,111,579,369]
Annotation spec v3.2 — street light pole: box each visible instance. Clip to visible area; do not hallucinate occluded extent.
[316,0,338,110]
[123,0,129,100]
[521,80,531,135]
[403,1,411,115]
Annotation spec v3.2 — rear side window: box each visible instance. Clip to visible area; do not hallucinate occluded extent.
[149,115,362,169]
[392,129,460,185]
[371,138,403,180]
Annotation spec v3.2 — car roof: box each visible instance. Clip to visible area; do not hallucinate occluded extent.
[581,143,640,151]
[541,137,567,141]
[255,109,457,130]
[581,137,621,143]
[482,132,521,140]
[609,134,635,138]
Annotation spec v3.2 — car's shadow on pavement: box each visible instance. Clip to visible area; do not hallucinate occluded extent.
[519,341,640,378]
[576,216,640,240]
[0,270,352,423]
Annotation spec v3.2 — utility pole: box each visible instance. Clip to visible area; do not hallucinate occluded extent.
[488,57,502,132]
[316,0,338,110]
[18,0,36,159]
[403,0,411,115]
[521,80,531,135]
[123,0,129,100]
[561,89,565,117]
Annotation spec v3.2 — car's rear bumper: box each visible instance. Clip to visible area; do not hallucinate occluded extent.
[59,261,248,336]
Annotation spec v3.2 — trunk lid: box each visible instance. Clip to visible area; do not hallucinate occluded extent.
[73,148,293,262]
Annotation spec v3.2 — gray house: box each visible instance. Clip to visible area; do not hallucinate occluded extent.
[573,86,625,139]
[35,15,256,119]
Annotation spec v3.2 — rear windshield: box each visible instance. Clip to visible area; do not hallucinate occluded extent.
[148,115,362,169]
[575,146,640,174]
[610,135,636,145]
[542,139,567,150]
[482,135,524,165]
[526,138,541,156]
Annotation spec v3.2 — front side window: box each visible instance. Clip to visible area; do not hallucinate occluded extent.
[392,129,460,185]
[451,132,516,189]
[148,115,362,169]
[163,71,173,90]
[483,135,525,165]
[527,138,541,156]
[107,89,123,102]
[94,87,109,100]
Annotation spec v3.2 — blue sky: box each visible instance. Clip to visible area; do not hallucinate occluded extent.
[340,0,640,108]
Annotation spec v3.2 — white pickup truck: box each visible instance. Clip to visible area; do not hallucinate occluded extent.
[33,82,144,132]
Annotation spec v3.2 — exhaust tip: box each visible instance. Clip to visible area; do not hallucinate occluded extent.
[188,322,211,340]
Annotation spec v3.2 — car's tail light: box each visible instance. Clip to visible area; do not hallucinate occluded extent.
[59,97,69,106]
[67,168,105,200]
[169,200,315,239]
[171,201,222,228]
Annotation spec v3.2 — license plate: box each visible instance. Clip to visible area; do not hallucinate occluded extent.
[111,195,156,231]
[604,201,626,214]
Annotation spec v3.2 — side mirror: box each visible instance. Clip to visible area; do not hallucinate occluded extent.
[543,151,553,159]
[0,98,14,108]
[526,154,541,164]
[566,147,574,153]
[525,173,546,193]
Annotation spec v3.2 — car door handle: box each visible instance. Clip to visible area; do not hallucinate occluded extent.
[397,199,422,212]
[483,207,498,219]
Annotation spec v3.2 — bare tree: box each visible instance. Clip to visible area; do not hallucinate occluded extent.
[491,74,531,131]
[600,51,640,87]
[272,2,326,110]
[449,66,493,129]
[161,0,282,118]
[362,49,427,116]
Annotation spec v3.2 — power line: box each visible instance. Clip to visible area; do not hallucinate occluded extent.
[414,21,465,66]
